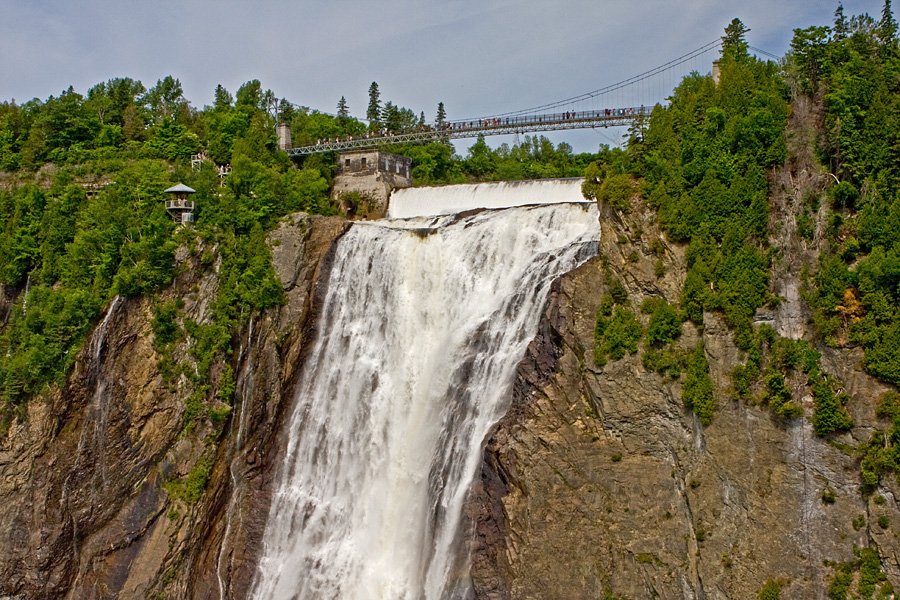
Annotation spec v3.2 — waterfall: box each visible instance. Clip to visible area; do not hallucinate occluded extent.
[387,178,587,219]
[252,199,601,600]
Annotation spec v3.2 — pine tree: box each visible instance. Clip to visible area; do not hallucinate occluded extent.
[436,101,447,127]
[337,96,349,119]
[721,18,750,59]
[213,84,233,111]
[366,82,381,128]
[880,0,898,43]
[278,98,295,125]
[419,111,425,127]
[834,3,849,40]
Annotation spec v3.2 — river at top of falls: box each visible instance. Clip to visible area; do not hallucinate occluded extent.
[252,190,601,600]
[387,178,587,219]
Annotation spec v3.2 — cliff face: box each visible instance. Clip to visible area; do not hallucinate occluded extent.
[469,199,900,599]
[0,213,346,600]
[1,197,896,599]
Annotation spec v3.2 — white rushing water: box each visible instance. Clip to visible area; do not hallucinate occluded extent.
[252,199,601,600]
[387,178,586,219]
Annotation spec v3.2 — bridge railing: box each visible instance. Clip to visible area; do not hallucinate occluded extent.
[285,106,651,157]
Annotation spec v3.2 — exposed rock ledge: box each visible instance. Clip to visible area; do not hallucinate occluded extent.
[469,201,899,599]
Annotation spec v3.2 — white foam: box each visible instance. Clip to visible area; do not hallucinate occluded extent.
[387,178,587,219]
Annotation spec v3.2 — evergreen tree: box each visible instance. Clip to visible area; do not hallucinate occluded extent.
[145,76,185,122]
[834,4,849,40]
[436,101,447,127]
[722,18,750,58]
[278,98,295,125]
[419,111,425,127]
[880,0,898,43]
[337,96,349,119]
[366,82,381,129]
[214,84,233,111]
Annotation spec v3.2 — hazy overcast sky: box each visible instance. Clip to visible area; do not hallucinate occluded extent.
[0,0,884,153]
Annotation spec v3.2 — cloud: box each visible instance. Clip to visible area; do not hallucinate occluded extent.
[0,0,883,152]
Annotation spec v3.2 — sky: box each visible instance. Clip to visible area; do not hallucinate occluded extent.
[0,0,886,154]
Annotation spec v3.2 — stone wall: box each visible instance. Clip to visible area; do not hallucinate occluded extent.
[331,150,412,218]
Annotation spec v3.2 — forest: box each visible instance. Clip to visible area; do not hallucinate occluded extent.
[1,2,899,484]
[0,69,605,427]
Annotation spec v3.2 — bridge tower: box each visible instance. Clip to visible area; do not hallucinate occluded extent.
[164,183,196,225]
[277,122,292,151]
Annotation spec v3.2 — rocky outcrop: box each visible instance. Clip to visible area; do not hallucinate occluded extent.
[470,198,900,599]
[2,193,897,600]
[0,213,345,600]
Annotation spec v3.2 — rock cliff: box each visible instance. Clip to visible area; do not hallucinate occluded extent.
[469,198,900,599]
[1,200,897,600]
[0,213,346,599]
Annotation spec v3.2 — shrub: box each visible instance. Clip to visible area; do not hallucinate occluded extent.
[683,343,715,425]
[646,300,682,346]
[765,371,803,419]
[594,306,643,364]
[758,578,781,600]
[811,371,853,436]
[596,174,633,211]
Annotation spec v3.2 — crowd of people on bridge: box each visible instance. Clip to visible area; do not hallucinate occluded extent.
[306,107,645,148]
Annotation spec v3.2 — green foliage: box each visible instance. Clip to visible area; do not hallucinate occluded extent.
[0,287,102,406]
[636,36,786,339]
[595,174,634,211]
[859,428,900,492]
[829,561,854,600]
[165,456,212,505]
[683,343,715,425]
[642,348,683,378]
[151,300,182,348]
[0,76,339,424]
[598,293,614,317]
[594,306,643,365]
[827,546,889,600]
[606,274,628,305]
[803,3,900,395]
[765,371,803,419]
[876,391,900,420]
[758,578,781,600]
[811,370,854,436]
[645,298,683,346]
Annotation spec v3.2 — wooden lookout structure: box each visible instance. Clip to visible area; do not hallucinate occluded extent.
[164,183,196,224]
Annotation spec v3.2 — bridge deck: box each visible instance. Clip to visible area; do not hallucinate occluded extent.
[285,106,649,157]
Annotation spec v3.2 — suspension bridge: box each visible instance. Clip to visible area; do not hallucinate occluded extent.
[283,39,778,157]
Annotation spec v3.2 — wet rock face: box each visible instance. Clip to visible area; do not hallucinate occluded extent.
[0,214,345,600]
[470,203,900,599]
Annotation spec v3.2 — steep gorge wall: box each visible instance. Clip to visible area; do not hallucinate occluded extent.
[469,198,900,599]
[0,192,896,599]
[0,213,346,599]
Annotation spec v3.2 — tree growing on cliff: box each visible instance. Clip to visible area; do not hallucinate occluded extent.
[683,344,714,425]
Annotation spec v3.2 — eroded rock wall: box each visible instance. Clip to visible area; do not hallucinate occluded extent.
[0,213,346,600]
[470,200,899,599]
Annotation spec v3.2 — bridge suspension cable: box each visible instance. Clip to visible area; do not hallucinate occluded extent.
[470,39,723,121]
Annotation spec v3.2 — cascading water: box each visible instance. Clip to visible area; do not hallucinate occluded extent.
[252,194,601,600]
[387,178,587,219]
